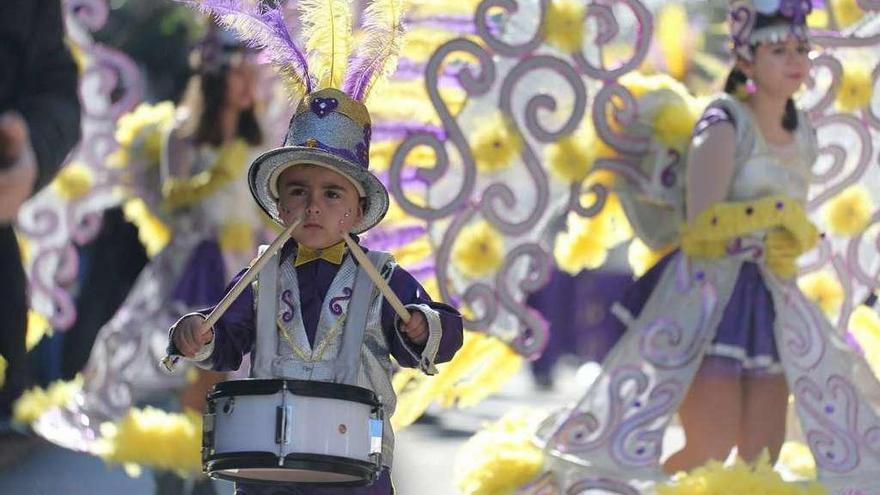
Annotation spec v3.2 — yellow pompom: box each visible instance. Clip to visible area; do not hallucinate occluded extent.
[798,271,844,318]
[830,0,865,29]
[52,162,94,201]
[0,357,5,389]
[835,62,874,113]
[453,408,547,495]
[848,305,880,379]
[95,407,202,476]
[113,102,176,167]
[123,198,171,258]
[541,0,587,53]
[822,185,874,236]
[452,221,505,278]
[470,114,523,173]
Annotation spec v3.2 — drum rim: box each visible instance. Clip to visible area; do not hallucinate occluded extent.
[209,379,380,406]
[205,451,380,486]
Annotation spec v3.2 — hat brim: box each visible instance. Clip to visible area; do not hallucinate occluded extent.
[248,146,389,234]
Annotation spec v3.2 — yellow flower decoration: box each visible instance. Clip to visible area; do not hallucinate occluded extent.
[628,237,675,277]
[452,221,505,278]
[653,98,699,151]
[111,101,177,168]
[798,271,844,318]
[51,161,94,201]
[453,408,546,495]
[545,121,602,183]
[541,0,587,53]
[822,185,874,236]
[470,114,523,173]
[831,0,865,29]
[835,62,874,113]
[123,198,171,258]
[849,305,880,379]
[554,214,610,275]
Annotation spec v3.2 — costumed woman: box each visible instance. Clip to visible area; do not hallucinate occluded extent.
[28,22,268,492]
[515,1,880,493]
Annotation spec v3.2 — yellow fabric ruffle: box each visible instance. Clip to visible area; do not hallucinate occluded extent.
[658,452,826,495]
[453,408,546,495]
[392,331,522,429]
[680,195,818,277]
[13,377,82,425]
[161,139,249,211]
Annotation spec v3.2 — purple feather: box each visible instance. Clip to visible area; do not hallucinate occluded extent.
[179,0,312,93]
[342,0,406,101]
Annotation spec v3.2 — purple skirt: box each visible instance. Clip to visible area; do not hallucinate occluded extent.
[234,468,394,495]
[172,239,228,308]
[618,251,782,376]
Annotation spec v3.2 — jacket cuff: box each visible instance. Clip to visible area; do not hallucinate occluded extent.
[395,304,442,375]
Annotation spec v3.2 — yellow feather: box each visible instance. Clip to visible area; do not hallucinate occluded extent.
[350,0,407,101]
[300,0,353,89]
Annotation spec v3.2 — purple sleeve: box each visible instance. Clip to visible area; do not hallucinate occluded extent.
[380,267,464,367]
[202,269,257,372]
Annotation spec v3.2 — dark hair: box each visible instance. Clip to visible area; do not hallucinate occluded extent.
[179,66,263,147]
[723,13,800,131]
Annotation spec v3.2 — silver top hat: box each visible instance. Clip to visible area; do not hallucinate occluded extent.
[248,87,389,234]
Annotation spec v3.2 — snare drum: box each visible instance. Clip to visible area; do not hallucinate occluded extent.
[202,379,384,485]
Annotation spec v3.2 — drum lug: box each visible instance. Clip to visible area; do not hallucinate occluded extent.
[275,405,293,446]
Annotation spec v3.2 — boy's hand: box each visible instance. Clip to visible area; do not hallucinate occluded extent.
[399,310,428,346]
[172,314,213,358]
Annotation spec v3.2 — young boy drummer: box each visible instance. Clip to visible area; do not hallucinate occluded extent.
[167,87,464,495]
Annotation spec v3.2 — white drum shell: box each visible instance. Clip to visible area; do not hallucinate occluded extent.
[211,391,375,462]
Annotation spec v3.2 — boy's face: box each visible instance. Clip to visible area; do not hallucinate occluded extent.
[275,164,364,249]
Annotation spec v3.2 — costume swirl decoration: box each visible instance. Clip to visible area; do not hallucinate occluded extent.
[14,0,144,335]
[439,1,880,494]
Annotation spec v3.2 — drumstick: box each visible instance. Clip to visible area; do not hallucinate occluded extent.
[340,231,411,323]
[204,216,302,327]
[160,216,302,373]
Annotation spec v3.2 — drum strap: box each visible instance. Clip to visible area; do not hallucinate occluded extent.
[253,245,279,378]
[334,251,392,385]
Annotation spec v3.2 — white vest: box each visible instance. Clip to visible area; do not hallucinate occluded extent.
[251,249,399,466]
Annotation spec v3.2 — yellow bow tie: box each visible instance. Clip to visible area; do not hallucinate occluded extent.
[293,242,347,267]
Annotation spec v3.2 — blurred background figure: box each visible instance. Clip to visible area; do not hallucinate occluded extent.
[0,0,81,428]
